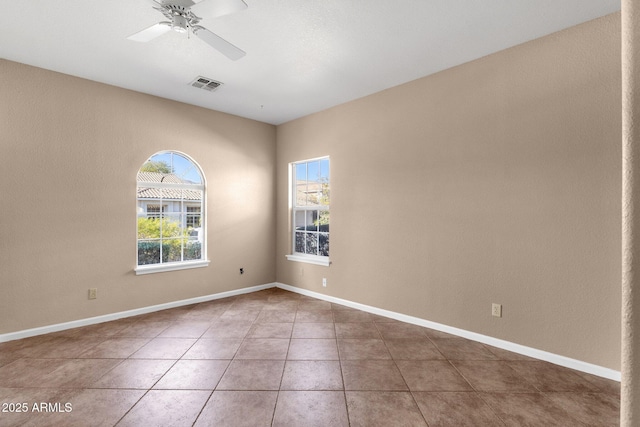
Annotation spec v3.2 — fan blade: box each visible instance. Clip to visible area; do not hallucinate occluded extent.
[127,22,172,42]
[163,0,196,7]
[193,27,245,60]
[191,0,247,19]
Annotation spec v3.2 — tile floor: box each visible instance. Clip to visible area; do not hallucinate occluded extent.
[0,288,620,426]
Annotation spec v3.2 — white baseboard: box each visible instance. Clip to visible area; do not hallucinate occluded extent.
[1,281,621,382]
[275,282,621,382]
[0,283,276,344]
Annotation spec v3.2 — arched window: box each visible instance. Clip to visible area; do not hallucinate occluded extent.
[135,151,208,274]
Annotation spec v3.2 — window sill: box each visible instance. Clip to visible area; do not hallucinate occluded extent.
[286,254,331,267]
[135,260,210,275]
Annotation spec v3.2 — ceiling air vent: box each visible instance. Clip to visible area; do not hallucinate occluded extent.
[190,76,223,92]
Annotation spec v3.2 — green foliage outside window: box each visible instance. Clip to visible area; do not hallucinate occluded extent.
[137,217,201,264]
[140,160,172,174]
[312,182,330,226]
[137,217,183,239]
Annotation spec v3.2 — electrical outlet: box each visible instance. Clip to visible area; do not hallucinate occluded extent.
[88,288,97,300]
[239,267,244,275]
[492,303,502,318]
[322,278,327,287]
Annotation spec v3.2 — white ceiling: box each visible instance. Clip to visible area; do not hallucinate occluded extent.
[0,0,620,125]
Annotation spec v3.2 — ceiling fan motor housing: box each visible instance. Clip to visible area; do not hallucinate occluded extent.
[163,4,201,33]
[171,13,189,32]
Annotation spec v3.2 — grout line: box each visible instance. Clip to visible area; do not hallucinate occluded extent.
[113,388,151,427]
[376,323,432,427]
[334,310,352,427]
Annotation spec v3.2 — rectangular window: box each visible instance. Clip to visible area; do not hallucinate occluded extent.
[146,204,165,219]
[186,206,201,228]
[287,157,330,266]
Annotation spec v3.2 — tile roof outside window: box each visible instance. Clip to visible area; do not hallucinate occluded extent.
[137,172,202,201]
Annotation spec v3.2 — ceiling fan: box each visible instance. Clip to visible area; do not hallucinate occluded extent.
[128,0,247,60]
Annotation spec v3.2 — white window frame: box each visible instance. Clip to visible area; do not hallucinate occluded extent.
[286,156,330,267]
[135,152,209,275]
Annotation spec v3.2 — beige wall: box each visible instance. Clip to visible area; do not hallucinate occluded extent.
[276,14,622,370]
[0,60,276,334]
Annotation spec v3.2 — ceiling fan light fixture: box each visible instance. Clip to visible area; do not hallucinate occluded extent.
[171,14,188,33]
